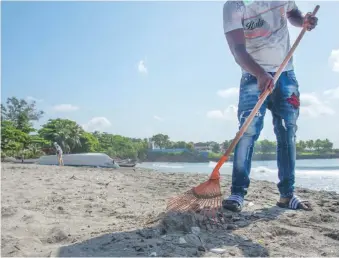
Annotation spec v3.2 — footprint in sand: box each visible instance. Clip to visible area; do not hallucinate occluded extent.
[324,231,339,241]
[2,206,17,218]
[45,227,69,244]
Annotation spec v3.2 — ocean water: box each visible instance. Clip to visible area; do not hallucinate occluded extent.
[137,159,339,193]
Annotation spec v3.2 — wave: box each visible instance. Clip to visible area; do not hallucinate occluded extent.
[252,166,277,174]
[296,166,339,170]
[249,166,339,177]
[296,169,339,177]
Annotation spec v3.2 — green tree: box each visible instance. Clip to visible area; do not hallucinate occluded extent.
[130,138,148,160]
[28,134,50,148]
[1,97,43,133]
[321,139,333,152]
[94,133,139,159]
[186,142,194,151]
[73,132,100,153]
[151,134,170,149]
[23,144,46,159]
[306,140,314,151]
[222,140,231,151]
[212,143,221,153]
[38,119,83,153]
[296,140,307,153]
[258,140,276,154]
[95,132,114,151]
[108,135,137,159]
[1,120,29,158]
[314,139,322,152]
[172,141,187,149]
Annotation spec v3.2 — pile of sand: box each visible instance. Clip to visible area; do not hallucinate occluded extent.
[1,163,339,257]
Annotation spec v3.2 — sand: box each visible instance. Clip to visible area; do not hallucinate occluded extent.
[1,163,339,257]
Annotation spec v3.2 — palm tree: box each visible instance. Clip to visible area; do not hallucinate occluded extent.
[38,118,83,154]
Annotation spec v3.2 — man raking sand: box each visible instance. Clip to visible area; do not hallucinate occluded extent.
[167,1,319,217]
[222,0,318,212]
[54,142,64,166]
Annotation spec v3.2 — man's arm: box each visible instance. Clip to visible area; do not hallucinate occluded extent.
[223,2,265,77]
[287,8,304,27]
[223,1,274,93]
[225,29,266,78]
[286,1,318,30]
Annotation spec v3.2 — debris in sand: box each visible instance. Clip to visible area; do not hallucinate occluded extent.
[191,226,201,235]
[134,246,144,252]
[2,206,17,217]
[149,252,157,257]
[198,246,206,252]
[226,224,238,230]
[184,233,202,247]
[161,212,200,233]
[46,227,68,244]
[210,248,226,254]
[179,237,187,244]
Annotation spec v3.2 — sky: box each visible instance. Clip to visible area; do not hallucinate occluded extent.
[1,1,339,146]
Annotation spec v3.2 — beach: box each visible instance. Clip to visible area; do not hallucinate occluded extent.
[1,163,339,257]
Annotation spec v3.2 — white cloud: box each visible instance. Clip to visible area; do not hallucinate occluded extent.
[53,104,79,112]
[207,110,224,119]
[207,105,238,120]
[138,60,148,74]
[26,96,43,102]
[323,87,339,99]
[153,115,164,121]
[82,117,111,132]
[217,87,239,98]
[329,49,339,72]
[300,93,335,117]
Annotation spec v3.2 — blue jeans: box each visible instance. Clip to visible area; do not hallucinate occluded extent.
[231,70,300,198]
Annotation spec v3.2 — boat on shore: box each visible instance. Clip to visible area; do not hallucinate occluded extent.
[37,153,120,168]
[118,163,136,167]
[115,158,137,168]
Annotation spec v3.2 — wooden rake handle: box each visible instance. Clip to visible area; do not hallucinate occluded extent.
[210,5,320,180]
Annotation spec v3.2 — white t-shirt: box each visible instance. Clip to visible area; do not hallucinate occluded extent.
[55,144,63,155]
[223,1,298,73]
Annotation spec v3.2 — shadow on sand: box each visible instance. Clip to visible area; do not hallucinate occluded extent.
[56,206,286,257]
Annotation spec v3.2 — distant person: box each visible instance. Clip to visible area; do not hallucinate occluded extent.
[222,1,318,212]
[54,142,64,166]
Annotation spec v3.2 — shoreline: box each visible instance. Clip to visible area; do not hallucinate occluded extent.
[3,154,339,165]
[2,163,339,257]
[145,153,339,163]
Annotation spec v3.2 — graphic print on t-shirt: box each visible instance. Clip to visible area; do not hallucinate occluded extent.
[223,1,297,72]
[243,2,287,40]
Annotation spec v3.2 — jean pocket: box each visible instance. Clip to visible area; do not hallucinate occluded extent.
[240,73,257,89]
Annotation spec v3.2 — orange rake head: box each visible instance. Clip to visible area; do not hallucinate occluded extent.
[166,166,227,228]
[166,178,222,212]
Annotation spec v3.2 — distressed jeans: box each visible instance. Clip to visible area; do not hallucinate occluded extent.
[231,70,300,198]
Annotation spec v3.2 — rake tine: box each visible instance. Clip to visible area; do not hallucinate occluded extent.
[169,192,191,204]
[203,206,217,230]
[210,207,221,228]
[206,213,218,230]
[167,191,191,207]
[189,198,205,213]
[168,194,193,211]
[196,199,211,230]
[177,195,198,212]
[208,197,225,229]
